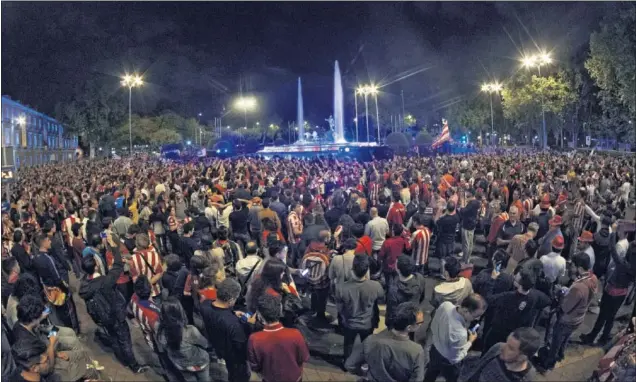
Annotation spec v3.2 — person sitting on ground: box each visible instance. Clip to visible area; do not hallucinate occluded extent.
[345,302,426,381]
[11,295,95,382]
[431,256,473,308]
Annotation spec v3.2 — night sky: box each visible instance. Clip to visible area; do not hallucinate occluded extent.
[1,1,612,126]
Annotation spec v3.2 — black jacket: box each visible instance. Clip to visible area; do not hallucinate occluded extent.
[11,243,34,275]
[78,244,126,324]
[593,228,612,276]
[606,234,636,290]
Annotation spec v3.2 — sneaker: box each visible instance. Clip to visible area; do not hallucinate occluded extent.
[131,365,149,374]
[579,333,595,345]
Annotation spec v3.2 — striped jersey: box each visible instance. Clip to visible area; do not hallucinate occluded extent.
[411,227,432,266]
[130,247,163,297]
[129,294,160,349]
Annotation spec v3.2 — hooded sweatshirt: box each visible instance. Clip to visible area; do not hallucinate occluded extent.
[432,277,473,308]
[386,273,426,323]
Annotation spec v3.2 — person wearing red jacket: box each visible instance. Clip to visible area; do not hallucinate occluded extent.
[387,194,406,228]
[378,224,412,288]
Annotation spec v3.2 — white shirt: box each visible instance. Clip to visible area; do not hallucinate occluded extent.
[236,255,262,284]
[430,301,471,364]
[540,252,567,283]
[364,216,389,251]
[583,245,595,270]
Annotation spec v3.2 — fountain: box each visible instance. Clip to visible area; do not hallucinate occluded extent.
[297,77,305,143]
[333,60,346,143]
[257,61,386,159]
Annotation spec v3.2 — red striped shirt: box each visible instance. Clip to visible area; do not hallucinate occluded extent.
[130,247,163,297]
[411,227,431,266]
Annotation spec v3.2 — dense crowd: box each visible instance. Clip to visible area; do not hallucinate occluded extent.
[1,150,635,382]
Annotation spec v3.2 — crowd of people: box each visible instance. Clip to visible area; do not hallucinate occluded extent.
[1,150,635,382]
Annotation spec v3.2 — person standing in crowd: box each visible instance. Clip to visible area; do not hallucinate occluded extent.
[229,199,250,251]
[248,294,310,382]
[201,278,251,382]
[431,257,473,308]
[576,230,596,270]
[129,275,161,350]
[537,215,563,258]
[235,241,262,285]
[130,233,164,302]
[158,297,211,382]
[541,253,597,370]
[346,302,426,381]
[506,222,539,273]
[336,254,384,365]
[300,230,332,323]
[495,206,525,252]
[436,201,461,262]
[387,193,406,228]
[411,214,432,273]
[581,231,636,345]
[540,236,567,284]
[482,269,551,353]
[386,256,426,329]
[78,233,147,373]
[459,190,481,263]
[460,328,541,382]
[286,202,304,267]
[329,238,358,295]
[365,207,390,254]
[258,198,282,232]
[424,294,486,382]
[378,224,411,289]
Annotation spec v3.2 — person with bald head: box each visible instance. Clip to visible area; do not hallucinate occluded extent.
[496,205,525,252]
[365,207,390,253]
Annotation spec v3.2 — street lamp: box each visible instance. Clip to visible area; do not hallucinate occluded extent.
[481,82,503,146]
[366,85,381,144]
[234,96,257,130]
[121,74,143,155]
[521,51,553,149]
[357,85,378,143]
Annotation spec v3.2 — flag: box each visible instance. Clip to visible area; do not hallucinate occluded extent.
[432,119,451,148]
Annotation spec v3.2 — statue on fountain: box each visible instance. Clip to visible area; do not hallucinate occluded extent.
[325,115,336,142]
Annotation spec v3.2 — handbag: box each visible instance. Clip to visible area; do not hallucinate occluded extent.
[41,254,68,306]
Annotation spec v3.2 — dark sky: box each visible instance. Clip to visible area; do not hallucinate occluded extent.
[1,1,612,126]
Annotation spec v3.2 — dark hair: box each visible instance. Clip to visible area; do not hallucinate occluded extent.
[397,255,415,277]
[352,254,369,278]
[517,268,536,291]
[247,258,286,312]
[183,221,195,234]
[134,275,152,300]
[42,220,55,233]
[444,256,462,279]
[257,293,282,324]
[71,222,82,237]
[245,241,258,256]
[101,217,113,228]
[460,293,486,313]
[13,273,41,300]
[303,213,315,226]
[199,265,220,289]
[159,297,187,350]
[216,278,242,303]
[511,327,543,358]
[190,255,209,274]
[572,252,591,271]
[81,253,97,275]
[128,224,141,235]
[262,198,271,209]
[217,226,229,241]
[2,257,17,275]
[525,240,538,259]
[492,249,510,269]
[351,223,365,238]
[88,233,102,248]
[267,239,285,258]
[13,229,23,243]
[263,218,277,232]
[392,302,421,331]
[165,254,182,272]
[17,295,44,324]
[392,223,403,236]
[446,201,456,213]
[343,238,358,251]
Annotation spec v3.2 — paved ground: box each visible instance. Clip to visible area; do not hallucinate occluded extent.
[62,266,633,382]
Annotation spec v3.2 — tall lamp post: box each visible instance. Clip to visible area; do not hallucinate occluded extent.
[481,82,503,146]
[234,96,257,143]
[354,88,360,142]
[522,52,552,149]
[368,86,380,144]
[121,74,143,155]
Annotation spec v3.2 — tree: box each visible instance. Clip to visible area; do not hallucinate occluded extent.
[415,130,433,146]
[502,73,576,146]
[55,79,126,149]
[447,97,491,137]
[385,132,411,155]
[585,4,636,143]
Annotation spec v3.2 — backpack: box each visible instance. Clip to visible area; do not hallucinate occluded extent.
[85,292,115,327]
[300,251,330,288]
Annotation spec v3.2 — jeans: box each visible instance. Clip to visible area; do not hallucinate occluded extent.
[342,326,373,363]
[586,292,626,341]
[182,368,212,382]
[545,320,577,369]
[436,242,455,259]
[99,320,140,370]
[423,345,461,382]
[311,287,329,319]
[233,232,251,253]
[461,229,475,263]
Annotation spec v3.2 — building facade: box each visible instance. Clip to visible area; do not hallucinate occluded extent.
[1,95,77,168]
